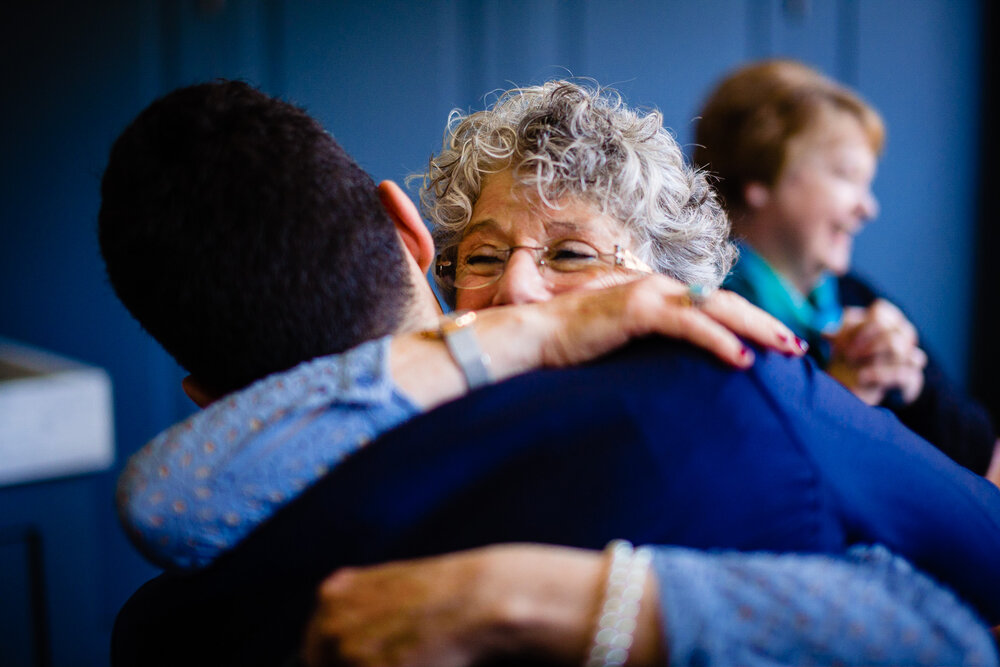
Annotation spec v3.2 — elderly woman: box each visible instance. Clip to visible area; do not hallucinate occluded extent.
[302,80,1000,667]
[693,59,998,477]
[426,82,734,311]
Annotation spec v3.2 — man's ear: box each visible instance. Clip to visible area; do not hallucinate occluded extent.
[181,375,220,409]
[378,180,435,273]
[743,182,771,210]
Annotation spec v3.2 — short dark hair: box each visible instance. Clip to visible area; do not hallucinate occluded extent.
[99,80,411,394]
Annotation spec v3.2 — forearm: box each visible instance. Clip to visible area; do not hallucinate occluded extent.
[304,543,666,667]
[487,545,998,667]
[473,544,665,667]
[306,543,997,667]
[390,306,556,410]
[393,283,803,411]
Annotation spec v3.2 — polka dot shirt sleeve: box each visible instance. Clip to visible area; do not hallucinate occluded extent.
[115,336,420,571]
[651,544,997,667]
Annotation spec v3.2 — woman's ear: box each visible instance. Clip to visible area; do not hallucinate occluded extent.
[743,182,771,210]
[378,180,435,273]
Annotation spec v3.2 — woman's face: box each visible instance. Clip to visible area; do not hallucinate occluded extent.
[453,171,644,311]
[757,112,878,293]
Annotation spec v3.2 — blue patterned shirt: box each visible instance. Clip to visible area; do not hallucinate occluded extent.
[653,544,997,666]
[116,336,419,570]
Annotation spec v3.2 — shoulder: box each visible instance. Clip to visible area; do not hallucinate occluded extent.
[373,339,800,479]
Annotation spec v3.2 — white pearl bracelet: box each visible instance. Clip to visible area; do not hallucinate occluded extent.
[584,540,653,667]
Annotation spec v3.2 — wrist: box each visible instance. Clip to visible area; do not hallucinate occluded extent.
[425,311,494,390]
[388,333,465,410]
[475,545,606,665]
[473,306,552,379]
[583,541,657,667]
[629,572,666,667]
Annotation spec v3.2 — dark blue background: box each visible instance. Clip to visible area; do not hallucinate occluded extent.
[0,1,992,664]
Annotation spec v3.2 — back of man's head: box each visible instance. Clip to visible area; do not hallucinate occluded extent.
[99,80,411,395]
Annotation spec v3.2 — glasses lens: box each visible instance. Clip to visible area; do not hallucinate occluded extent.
[452,245,507,289]
[542,240,605,273]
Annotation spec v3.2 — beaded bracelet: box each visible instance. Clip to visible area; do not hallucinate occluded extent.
[584,540,653,667]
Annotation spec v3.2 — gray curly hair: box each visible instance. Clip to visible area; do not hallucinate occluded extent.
[418,80,736,303]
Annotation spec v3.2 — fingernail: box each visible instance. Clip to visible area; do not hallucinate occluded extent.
[795,337,809,353]
[740,346,755,365]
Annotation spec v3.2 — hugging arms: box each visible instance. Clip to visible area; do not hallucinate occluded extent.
[101,80,1000,666]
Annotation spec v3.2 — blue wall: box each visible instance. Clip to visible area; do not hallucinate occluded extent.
[0,1,987,664]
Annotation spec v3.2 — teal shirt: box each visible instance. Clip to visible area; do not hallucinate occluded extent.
[724,243,842,363]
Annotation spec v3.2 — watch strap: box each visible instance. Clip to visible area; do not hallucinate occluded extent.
[439,311,493,390]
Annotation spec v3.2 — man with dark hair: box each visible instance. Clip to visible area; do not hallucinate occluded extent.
[100,81,1000,667]
[99,80,412,395]
[99,80,795,570]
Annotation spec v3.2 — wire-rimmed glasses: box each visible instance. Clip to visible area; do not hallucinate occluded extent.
[435,240,650,291]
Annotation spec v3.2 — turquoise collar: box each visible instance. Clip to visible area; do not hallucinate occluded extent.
[724,243,842,359]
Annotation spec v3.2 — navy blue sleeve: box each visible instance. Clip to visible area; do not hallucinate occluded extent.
[750,349,1000,624]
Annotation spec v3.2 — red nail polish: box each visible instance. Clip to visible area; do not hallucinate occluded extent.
[795,337,809,353]
[740,346,755,364]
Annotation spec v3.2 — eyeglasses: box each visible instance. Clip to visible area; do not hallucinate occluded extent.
[435,240,650,291]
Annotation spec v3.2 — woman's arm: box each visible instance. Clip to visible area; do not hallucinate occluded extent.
[393,277,804,410]
[117,279,803,570]
[303,544,999,667]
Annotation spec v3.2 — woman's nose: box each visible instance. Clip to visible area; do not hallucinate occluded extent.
[858,189,879,222]
[489,248,552,306]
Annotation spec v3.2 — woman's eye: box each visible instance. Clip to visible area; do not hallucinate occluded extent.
[551,249,592,260]
[549,241,599,261]
[832,164,868,185]
[830,164,850,179]
[465,254,504,266]
[460,245,507,268]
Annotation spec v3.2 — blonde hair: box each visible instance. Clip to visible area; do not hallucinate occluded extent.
[694,59,885,215]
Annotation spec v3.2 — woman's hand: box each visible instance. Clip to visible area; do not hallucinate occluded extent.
[394,275,804,410]
[301,544,664,667]
[515,275,804,371]
[826,300,926,405]
[473,275,803,382]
